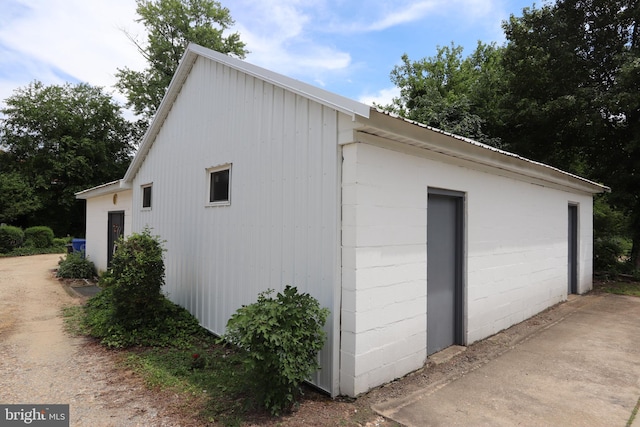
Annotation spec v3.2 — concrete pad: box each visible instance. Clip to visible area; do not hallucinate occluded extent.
[429,346,466,365]
[374,294,640,426]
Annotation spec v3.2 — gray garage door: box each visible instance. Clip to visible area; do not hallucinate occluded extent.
[427,190,464,355]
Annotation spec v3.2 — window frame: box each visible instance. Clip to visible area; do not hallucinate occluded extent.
[141,183,152,210]
[206,163,232,207]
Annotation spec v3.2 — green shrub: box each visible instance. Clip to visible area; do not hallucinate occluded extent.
[100,228,166,328]
[53,237,71,248]
[0,225,24,253]
[57,252,97,279]
[223,286,329,415]
[83,228,205,349]
[83,287,205,348]
[24,226,54,248]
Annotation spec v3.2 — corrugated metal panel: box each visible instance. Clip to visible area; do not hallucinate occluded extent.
[131,56,341,393]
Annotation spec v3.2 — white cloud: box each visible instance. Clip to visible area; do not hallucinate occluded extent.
[366,1,439,31]
[230,0,352,78]
[0,0,529,113]
[358,86,400,107]
[235,22,350,74]
[0,0,146,106]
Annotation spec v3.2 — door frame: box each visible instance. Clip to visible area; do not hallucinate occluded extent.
[107,210,125,267]
[427,188,466,352]
[568,204,579,294]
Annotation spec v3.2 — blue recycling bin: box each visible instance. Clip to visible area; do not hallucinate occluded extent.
[71,238,86,255]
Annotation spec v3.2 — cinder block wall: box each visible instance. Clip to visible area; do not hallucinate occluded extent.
[340,141,593,396]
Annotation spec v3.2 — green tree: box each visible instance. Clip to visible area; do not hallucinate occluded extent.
[0,81,135,235]
[116,0,247,120]
[387,42,505,147]
[0,171,41,223]
[501,0,640,265]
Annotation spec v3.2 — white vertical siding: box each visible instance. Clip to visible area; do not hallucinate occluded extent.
[340,141,594,396]
[84,190,132,273]
[130,57,342,393]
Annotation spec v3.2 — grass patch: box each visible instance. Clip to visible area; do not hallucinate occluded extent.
[594,278,640,297]
[61,305,89,336]
[123,344,253,425]
[62,295,265,425]
[0,245,66,257]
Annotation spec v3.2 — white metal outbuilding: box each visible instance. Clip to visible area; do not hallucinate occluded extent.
[78,43,609,397]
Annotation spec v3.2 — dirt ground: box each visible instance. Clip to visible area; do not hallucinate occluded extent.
[0,254,605,426]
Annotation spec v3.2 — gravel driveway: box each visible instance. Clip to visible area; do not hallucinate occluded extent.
[0,254,190,426]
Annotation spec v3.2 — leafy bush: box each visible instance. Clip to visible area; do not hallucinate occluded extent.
[83,287,205,348]
[53,237,71,248]
[24,226,54,248]
[82,229,202,349]
[0,225,25,253]
[57,252,97,279]
[99,228,166,327]
[224,286,329,415]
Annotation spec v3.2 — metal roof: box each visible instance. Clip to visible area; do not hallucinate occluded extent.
[75,179,131,199]
[353,108,610,195]
[120,43,608,196]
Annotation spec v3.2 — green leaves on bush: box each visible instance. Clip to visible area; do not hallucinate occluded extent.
[83,228,204,349]
[100,228,166,326]
[223,286,329,416]
[57,252,97,279]
[84,287,205,348]
[0,225,25,253]
[24,226,54,248]
[0,225,66,256]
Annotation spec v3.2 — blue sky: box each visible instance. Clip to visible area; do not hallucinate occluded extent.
[0,0,539,113]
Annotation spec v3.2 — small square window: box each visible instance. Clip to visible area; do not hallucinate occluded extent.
[142,185,152,209]
[207,164,231,206]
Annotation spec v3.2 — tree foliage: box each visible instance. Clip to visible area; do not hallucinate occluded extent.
[116,0,247,120]
[0,170,41,223]
[387,42,505,147]
[0,81,135,235]
[501,0,640,265]
[388,0,640,268]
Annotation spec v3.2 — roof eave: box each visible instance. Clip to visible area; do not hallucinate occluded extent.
[354,110,609,195]
[75,180,132,200]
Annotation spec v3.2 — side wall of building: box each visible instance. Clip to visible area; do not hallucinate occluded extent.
[340,141,593,396]
[84,190,132,273]
[129,56,349,394]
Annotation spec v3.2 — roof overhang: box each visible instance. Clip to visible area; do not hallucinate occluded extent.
[350,109,609,195]
[75,180,132,200]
